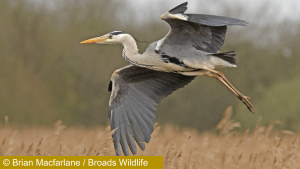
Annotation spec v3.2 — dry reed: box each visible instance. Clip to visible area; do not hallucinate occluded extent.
[0,107,299,169]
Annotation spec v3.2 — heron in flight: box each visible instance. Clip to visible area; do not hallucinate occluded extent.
[81,2,253,156]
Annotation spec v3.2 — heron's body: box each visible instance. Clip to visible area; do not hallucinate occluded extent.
[81,2,254,156]
[124,39,236,73]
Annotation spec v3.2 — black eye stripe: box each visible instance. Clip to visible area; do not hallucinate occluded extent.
[110,31,125,35]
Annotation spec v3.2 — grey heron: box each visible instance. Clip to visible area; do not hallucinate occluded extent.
[81,2,253,156]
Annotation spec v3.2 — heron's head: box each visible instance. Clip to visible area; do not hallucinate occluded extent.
[80,31,129,44]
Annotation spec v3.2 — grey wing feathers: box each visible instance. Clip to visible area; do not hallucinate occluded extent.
[108,65,195,156]
[185,14,247,27]
[163,20,228,53]
[168,2,188,14]
[159,2,247,54]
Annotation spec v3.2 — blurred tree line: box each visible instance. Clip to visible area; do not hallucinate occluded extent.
[0,0,299,131]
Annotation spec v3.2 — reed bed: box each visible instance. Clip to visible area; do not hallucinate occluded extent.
[1,107,299,169]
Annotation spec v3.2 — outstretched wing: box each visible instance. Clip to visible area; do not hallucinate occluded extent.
[157,2,247,54]
[108,65,195,156]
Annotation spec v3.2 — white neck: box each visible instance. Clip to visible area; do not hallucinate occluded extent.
[122,36,139,55]
[119,34,156,68]
[121,35,142,65]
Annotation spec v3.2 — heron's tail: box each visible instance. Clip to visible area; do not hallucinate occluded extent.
[210,51,237,65]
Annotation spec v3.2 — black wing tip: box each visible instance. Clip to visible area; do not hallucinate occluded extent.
[169,2,188,14]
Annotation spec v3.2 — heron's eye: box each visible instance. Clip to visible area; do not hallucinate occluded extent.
[109,35,113,39]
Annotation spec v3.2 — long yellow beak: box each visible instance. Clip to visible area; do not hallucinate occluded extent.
[80,37,106,44]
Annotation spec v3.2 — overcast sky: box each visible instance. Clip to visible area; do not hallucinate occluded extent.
[27,0,299,44]
[126,0,299,17]
[29,0,300,22]
[117,0,300,24]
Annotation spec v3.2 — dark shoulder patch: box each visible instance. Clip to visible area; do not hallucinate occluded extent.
[160,54,190,68]
[156,50,190,68]
[108,81,112,92]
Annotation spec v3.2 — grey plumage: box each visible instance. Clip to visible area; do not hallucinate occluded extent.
[80,2,254,156]
[157,2,247,66]
[108,65,195,155]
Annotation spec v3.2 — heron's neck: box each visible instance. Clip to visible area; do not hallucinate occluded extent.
[122,36,143,65]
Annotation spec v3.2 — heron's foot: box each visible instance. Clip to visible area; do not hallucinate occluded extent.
[239,95,254,114]
[244,96,251,101]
